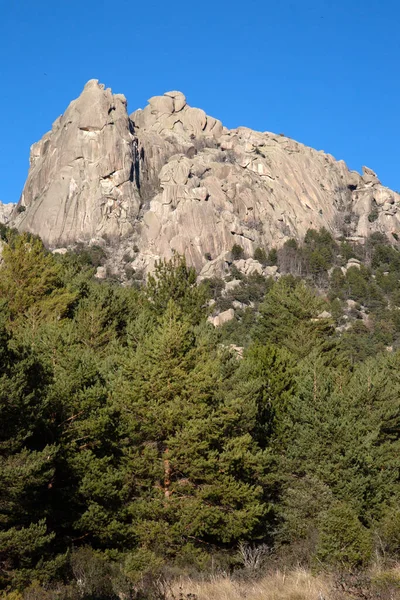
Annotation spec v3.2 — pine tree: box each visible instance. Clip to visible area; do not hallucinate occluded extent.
[253,278,335,359]
[145,255,208,324]
[0,319,61,589]
[74,301,268,564]
[0,233,76,329]
[274,351,400,566]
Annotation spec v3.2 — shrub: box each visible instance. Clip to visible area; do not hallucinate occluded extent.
[368,208,379,222]
[70,547,114,599]
[17,205,26,213]
[267,248,278,266]
[315,503,373,568]
[74,244,107,267]
[237,542,271,572]
[124,265,135,279]
[200,277,225,300]
[378,506,400,557]
[231,244,244,260]
[253,247,267,265]
[247,219,263,233]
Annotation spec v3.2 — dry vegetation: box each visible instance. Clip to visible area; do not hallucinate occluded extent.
[169,570,331,600]
[167,566,400,600]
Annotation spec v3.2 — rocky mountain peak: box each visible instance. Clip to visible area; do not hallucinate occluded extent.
[15,79,140,246]
[9,80,400,278]
[131,90,223,141]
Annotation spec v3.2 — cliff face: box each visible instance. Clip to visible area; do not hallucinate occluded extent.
[11,80,400,275]
[14,80,140,245]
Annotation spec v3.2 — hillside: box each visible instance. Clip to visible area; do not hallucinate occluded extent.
[1,82,400,599]
[0,225,399,599]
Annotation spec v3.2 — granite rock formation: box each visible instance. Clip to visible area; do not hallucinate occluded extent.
[0,202,15,224]
[11,80,400,276]
[14,80,140,245]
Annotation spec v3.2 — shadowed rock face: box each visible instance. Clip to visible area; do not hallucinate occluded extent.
[12,81,400,274]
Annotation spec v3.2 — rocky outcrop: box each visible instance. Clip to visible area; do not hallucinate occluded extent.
[11,81,400,276]
[208,308,235,327]
[0,202,15,224]
[14,80,140,246]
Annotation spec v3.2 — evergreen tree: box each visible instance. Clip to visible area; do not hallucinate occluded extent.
[145,255,207,324]
[0,319,61,589]
[0,233,76,329]
[275,352,400,566]
[253,278,335,359]
[77,301,269,564]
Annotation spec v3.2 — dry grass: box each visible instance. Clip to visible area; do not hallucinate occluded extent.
[168,569,331,600]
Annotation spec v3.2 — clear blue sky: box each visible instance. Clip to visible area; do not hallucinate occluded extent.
[1,0,399,204]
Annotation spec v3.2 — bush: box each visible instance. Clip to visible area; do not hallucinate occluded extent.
[200,277,225,300]
[231,244,244,260]
[378,506,400,557]
[267,248,278,266]
[253,247,267,265]
[315,503,373,569]
[71,243,107,267]
[123,548,164,585]
[368,208,379,222]
[70,547,114,598]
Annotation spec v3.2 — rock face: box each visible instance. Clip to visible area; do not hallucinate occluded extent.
[14,80,140,245]
[12,80,400,275]
[0,202,15,224]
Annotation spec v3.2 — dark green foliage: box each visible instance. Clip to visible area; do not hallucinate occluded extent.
[340,240,358,262]
[1,227,400,593]
[201,277,225,301]
[278,228,338,283]
[75,243,107,267]
[253,247,267,265]
[0,233,77,328]
[110,302,268,558]
[254,277,334,359]
[316,503,373,568]
[145,255,207,324]
[0,322,61,588]
[231,244,244,260]
[275,352,400,567]
[267,248,278,266]
[368,208,379,222]
[378,507,400,556]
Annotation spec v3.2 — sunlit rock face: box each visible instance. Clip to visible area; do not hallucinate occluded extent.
[15,80,140,245]
[0,202,15,224]
[13,81,400,275]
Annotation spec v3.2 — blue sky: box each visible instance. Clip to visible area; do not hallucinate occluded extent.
[1,0,399,204]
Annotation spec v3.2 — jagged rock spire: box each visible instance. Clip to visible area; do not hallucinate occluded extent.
[15,80,140,245]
